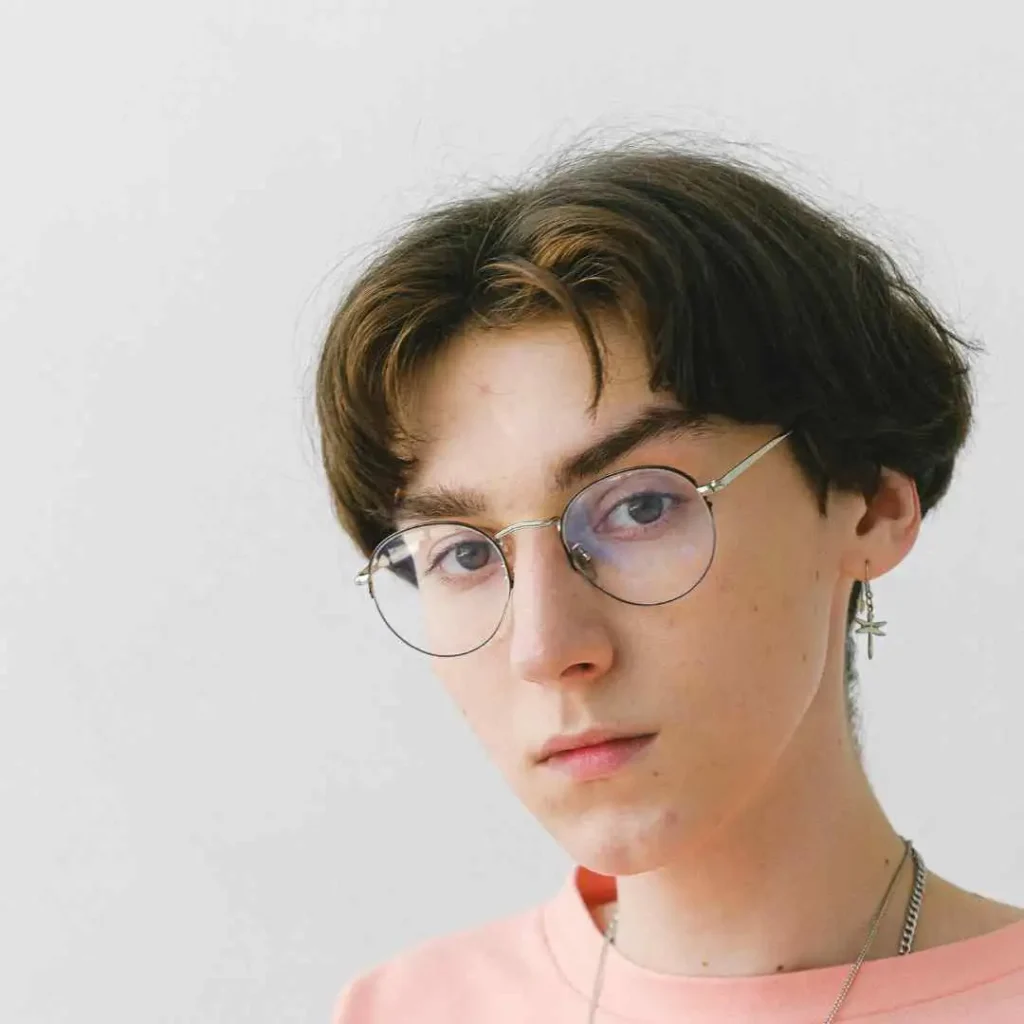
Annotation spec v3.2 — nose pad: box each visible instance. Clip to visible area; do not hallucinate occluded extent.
[568,542,597,582]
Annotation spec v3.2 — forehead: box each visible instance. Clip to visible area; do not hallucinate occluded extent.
[418,314,648,413]
[400,317,697,514]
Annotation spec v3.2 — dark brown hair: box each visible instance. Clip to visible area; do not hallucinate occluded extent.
[314,137,979,739]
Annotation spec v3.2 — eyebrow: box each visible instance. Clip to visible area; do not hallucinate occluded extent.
[393,404,715,524]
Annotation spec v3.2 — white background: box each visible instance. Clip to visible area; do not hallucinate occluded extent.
[2,3,1022,1022]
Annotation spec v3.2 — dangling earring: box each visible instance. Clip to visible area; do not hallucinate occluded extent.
[854,561,886,659]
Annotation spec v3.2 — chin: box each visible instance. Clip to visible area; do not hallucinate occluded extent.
[546,801,689,876]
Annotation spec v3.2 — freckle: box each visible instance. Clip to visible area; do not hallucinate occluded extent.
[752,602,759,613]
[776,964,785,972]
[702,960,709,968]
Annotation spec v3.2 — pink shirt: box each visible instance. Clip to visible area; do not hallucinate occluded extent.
[332,864,1024,1022]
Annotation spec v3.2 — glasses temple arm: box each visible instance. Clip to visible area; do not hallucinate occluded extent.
[698,430,793,496]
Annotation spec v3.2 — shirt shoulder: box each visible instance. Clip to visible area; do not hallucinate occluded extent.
[900,959,1024,1022]
[329,902,568,1023]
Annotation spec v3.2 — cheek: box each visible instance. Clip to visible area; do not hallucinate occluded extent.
[433,657,520,759]
[639,532,833,734]
[706,497,832,654]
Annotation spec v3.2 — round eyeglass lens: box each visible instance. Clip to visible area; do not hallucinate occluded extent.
[367,522,511,656]
[560,466,715,605]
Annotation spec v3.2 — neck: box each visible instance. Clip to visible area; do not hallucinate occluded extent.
[602,666,915,977]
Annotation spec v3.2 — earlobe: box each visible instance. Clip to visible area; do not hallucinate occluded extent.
[844,468,921,580]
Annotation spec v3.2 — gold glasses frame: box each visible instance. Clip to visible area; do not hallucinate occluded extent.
[354,429,792,655]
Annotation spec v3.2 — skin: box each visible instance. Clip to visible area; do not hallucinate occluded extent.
[396,313,1023,977]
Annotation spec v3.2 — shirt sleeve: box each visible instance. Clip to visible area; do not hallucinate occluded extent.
[330,975,370,1023]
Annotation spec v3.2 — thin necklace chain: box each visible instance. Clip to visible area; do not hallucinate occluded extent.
[586,838,926,1024]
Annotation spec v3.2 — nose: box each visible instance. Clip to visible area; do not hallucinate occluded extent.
[503,525,615,686]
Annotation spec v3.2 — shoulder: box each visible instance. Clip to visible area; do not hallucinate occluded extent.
[916,872,1024,950]
[330,902,552,1023]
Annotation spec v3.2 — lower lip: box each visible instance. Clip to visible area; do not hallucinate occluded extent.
[542,734,656,780]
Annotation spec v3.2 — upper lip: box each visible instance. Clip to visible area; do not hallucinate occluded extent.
[536,728,655,762]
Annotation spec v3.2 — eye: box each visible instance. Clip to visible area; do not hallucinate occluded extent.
[427,537,497,576]
[603,491,679,530]
[621,492,669,525]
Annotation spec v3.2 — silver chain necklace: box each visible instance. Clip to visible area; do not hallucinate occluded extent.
[586,837,926,1023]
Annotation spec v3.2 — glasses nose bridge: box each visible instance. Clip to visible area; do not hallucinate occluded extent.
[493,514,562,548]
[493,514,577,587]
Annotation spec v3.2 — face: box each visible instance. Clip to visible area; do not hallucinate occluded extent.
[395,315,874,875]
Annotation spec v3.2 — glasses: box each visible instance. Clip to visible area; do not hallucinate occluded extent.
[355,430,792,657]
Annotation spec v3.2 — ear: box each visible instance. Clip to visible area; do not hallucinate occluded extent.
[839,467,922,581]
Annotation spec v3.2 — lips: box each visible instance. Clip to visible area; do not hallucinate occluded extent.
[536,728,656,763]
[540,733,657,781]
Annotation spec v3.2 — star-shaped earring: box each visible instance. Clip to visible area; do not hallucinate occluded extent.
[854,569,886,659]
[854,615,887,660]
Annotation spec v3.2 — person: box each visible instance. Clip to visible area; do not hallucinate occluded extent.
[315,138,1024,1022]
